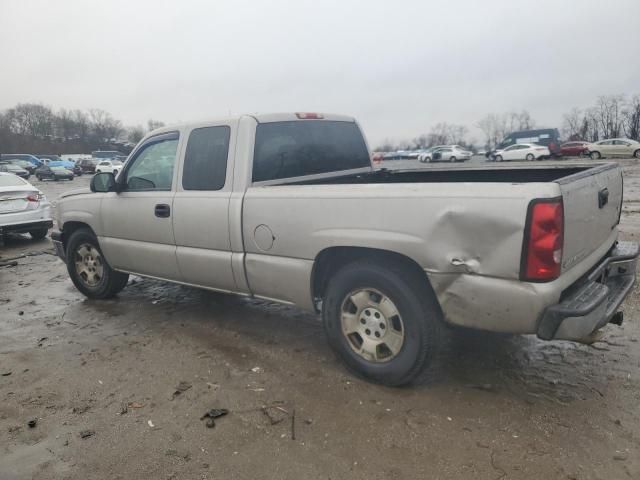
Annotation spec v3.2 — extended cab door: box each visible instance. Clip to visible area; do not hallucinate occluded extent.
[99,132,181,279]
[172,122,238,292]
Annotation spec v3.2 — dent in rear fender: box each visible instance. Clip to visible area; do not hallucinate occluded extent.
[428,272,555,333]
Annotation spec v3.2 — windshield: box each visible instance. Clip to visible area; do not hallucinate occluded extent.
[51,166,69,172]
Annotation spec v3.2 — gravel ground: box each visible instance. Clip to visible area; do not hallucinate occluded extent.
[1,159,640,480]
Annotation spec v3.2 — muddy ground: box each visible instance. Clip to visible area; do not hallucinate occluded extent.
[1,159,640,480]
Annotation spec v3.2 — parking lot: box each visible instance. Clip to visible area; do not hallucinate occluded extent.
[2,159,640,480]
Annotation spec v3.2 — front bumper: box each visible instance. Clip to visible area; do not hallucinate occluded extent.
[51,230,66,262]
[537,241,639,342]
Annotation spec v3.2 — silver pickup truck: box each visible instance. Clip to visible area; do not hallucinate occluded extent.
[52,113,639,386]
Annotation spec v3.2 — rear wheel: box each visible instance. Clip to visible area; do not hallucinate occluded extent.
[322,259,443,386]
[65,228,129,299]
[495,155,503,162]
[29,228,48,240]
[591,151,601,160]
[634,149,640,159]
[526,153,535,161]
[449,156,456,162]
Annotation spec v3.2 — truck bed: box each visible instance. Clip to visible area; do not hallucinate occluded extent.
[294,163,607,185]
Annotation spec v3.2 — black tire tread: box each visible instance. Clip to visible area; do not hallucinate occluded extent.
[322,258,443,386]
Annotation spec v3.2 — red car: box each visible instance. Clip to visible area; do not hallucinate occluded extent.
[560,141,589,157]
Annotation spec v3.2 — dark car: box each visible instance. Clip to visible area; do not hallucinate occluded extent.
[78,158,98,173]
[0,163,30,179]
[35,165,74,181]
[560,141,589,157]
[0,159,36,174]
[489,128,562,159]
[0,154,41,171]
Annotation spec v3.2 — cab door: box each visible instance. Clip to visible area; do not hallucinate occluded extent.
[99,132,181,279]
[172,122,238,292]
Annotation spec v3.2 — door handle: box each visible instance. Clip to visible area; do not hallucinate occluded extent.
[154,204,171,218]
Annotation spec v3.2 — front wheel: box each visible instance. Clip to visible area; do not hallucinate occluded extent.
[449,156,456,162]
[65,228,129,299]
[322,260,443,386]
[495,155,503,162]
[634,149,640,159]
[590,151,601,160]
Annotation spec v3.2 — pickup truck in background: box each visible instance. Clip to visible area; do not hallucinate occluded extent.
[51,113,639,386]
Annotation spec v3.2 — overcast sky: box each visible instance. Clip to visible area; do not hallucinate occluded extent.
[1,0,639,146]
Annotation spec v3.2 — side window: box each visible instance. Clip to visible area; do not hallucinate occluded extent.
[182,126,230,191]
[125,135,179,191]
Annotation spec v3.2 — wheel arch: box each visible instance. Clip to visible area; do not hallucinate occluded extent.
[311,246,436,312]
[61,221,97,248]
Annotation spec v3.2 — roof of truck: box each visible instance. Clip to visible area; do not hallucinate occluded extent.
[146,112,356,137]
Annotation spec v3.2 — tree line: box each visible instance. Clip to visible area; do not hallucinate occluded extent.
[375,93,640,152]
[0,102,165,155]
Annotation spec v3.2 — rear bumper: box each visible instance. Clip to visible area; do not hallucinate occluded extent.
[0,204,53,235]
[537,241,639,341]
[0,219,53,235]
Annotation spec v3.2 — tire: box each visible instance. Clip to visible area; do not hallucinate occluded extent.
[113,170,118,175]
[54,176,59,181]
[36,175,42,181]
[96,169,102,173]
[322,259,443,386]
[65,228,129,299]
[29,228,48,240]
[634,149,640,159]
[526,153,535,161]
[449,156,456,162]
[590,151,601,160]
[495,155,503,162]
[70,177,74,181]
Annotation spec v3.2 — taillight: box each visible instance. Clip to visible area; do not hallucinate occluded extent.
[295,112,324,119]
[521,198,564,282]
[26,193,42,202]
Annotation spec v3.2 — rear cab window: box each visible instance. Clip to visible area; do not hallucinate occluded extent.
[182,126,230,190]
[252,121,370,183]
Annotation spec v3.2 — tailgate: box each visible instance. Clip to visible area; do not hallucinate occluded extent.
[559,163,622,273]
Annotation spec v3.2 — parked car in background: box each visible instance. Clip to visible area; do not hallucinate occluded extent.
[429,145,473,162]
[0,172,52,240]
[78,158,98,174]
[560,141,590,157]
[95,160,124,175]
[92,150,125,160]
[493,143,550,162]
[490,128,562,158]
[417,146,448,162]
[586,139,640,159]
[0,158,37,174]
[39,155,81,175]
[0,163,30,179]
[0,153,42,168]
[35,165,75,181]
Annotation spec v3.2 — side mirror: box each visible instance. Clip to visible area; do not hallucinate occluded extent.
[90,172,117,192]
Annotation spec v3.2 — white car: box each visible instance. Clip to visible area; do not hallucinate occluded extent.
[0,172,52,239]
[493,143,550,162]
[586,138,640,159]
[420,145,472,162]
[95,160,124,175]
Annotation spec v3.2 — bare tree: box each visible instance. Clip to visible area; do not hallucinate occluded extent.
[147,119,165,132]
[477,113,509,150]
[595,95,625,139]
[622,95,640,141]
[127,125,145,143]
[6,103,55,137]
[562,107,583,140]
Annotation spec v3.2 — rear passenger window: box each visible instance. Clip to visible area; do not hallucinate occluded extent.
[182,126,230,190]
